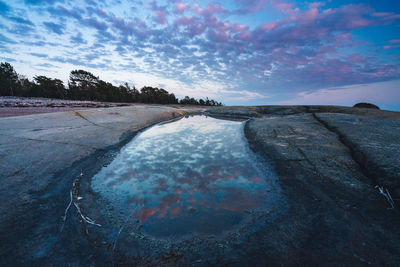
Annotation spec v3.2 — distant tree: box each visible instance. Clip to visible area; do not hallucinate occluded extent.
[0,62,20,96]
[139,86,154,103]
[168,93,178,104]
[16,75,32,97]
[138,86,178,104]
[179,96,190,105]
[95,80,119,102]
[179,95,222,106]
[0,63,223,105]
[126,83,140,102]
[68,70,99,100]
[118,83,133,102]
[31,76,66,99]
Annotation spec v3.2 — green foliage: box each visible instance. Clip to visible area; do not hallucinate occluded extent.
[0,62,20,96]
[179,96,222,106]
[139,86,178,104]
[32,76,66,99]
[68,70,99,100]
[0,62,222,105]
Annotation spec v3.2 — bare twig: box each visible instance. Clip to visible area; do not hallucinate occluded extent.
[73,202,102,227]
[113,224,126,252]
[60,190,73,233]
[376,186,395,209]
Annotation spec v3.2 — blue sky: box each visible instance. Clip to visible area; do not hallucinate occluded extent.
[0,0,399,110]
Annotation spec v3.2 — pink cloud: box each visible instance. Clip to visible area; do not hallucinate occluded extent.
[230,23,247,33]
[384,45,400,50]
[308,1,326,9]
[154,10,167,24]
[174,16,192,26]
[261,22,277,31]
[347,54,363,63]
[174,16,205,36]
[303,8,319,21]
[195,3,225,16]
[175,3,189,14]
[235,30,250,40]
[208,29,230,42]
[271,0,298,15]
[373,12,400,19]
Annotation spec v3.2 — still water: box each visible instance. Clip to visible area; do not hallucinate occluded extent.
[92,115,279,238]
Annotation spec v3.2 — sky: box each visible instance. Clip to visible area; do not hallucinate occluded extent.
[0,0,399,110]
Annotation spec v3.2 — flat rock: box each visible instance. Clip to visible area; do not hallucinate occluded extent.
[315,112,400,198]
[244,110,400,265]
[0,105,196,265]
[1,104,399,266]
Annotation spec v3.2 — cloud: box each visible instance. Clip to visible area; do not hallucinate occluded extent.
[24,0,65,5]
[43,22,65,34]
[151,0,168,24]
[81,17,108,31]
[7,16,34,26]
[175,3,189,14]
[0,33,17,44]
[0,0,399,106]
[233,0,269,14]
[30,52,48,58]
[48,6,82,20]
[70,32,87,45]
[0,0,10,14]
[384,45,400,50]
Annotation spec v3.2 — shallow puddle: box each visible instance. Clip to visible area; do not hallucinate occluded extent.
[92,115,280,238]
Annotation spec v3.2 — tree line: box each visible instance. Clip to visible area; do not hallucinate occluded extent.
[0,62,222,106]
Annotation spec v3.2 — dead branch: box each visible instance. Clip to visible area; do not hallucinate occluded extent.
[60,190,73,233]
[73,202,101,227]
[376,186,395,209]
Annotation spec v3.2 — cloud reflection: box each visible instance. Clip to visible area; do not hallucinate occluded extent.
[92,116,280,237]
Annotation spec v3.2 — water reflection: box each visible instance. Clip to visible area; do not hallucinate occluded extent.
[92,115,278,238]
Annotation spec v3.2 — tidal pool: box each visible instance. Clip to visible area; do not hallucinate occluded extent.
[92,115,280,238]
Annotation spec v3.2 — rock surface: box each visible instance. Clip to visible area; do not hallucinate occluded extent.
[209,105,400,265]
[0,104,399,266]
[0,105,197,265]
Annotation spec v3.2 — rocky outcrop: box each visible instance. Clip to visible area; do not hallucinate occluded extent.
[0,105,198,266]
[208,105,400,202]
[207,105,400,265]
[314,113,400,199]
[1,104,399,265]
[244,113,399,264]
